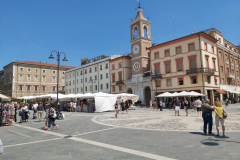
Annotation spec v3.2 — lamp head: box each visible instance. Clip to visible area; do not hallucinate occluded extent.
[49,54,54,59]
[62,57,68,61]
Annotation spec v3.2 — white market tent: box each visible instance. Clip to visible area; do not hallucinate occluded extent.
[94,93,117,112]
[116,93,139,103]
[0,94,11,101]
[157,91,205,98]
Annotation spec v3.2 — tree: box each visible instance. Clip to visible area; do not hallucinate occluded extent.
[100,55,107,59]
[80,58,88,62]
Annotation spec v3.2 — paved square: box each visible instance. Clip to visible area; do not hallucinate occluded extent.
[0,105,240,160]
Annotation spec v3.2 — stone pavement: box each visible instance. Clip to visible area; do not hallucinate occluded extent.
[0,104,240,160]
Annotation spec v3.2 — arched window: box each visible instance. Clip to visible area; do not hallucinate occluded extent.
[144,25,148,37]
[133,26,138,39]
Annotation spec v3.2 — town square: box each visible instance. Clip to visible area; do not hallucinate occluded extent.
[0,0,240,159]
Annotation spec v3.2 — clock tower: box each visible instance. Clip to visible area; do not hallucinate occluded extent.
[130,4,152,76]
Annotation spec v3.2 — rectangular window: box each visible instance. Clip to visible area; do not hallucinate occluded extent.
[95,67,97,72]
[95,75,97,80]
[221,78,224,83]
[119,86,122,91]
[112,65,115,70]
[81,79,83,83]
[95,85,97,90]
[53,86,56,92]
[85,78,87,82]
[43,70,46,73]
[100,65,102,70]
[100,74,103,80]
[119,73,122,81]
[19,74,23,80]
[73,80,75,85]
[85,69,87,74]
[178,78,184,85]
[190,59,196,69]
[191,76,197,84]
[35,69,38,72]
[35,75,38,81]
[207,76,211,84]
[42,86,45,91]
[81,87,83,92]
[177,61,182,72]
[155,65,160,74]
[77,79,78,84]
[165,49,170,57]
[42,75,46,81]
[220,66,223,73]
[106,83,109,89]
[215,78,217,85]
[176,47,181,55]
[19,85,23,91]
[204,43,207,51]
[166,64,170,73]
[35,86,38,91]
[27,75,31,81]
[212,46,214,54]
[27,86,30,91]
[105,63,108,69]
[77,88,79,93]
[167,79,171,86]
[113,86,115,92]
[154,52,159,59]
[89,68,92,73]
[119,63,122,68]
[73,73,75,77]
[213,61,216,70]
[52,76,56,82]
[85,87,87,91]
[189,43,195,52]
[90,86,92,91]
[112,74,115,82]
[106,73,108,78]
[81,71,83,75]
[100,84,103,90]
[20,68,23,72]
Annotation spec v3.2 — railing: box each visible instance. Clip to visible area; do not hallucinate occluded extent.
[151,74,162,79]
[143,76,151,82]
[186,68,215,75]
[227,72,235,78]
[116,80,124,85]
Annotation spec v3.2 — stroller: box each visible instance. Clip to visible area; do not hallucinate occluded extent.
[57,111,65,120]
[20,110,30,123]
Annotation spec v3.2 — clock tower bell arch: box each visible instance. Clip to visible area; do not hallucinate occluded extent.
[130,5,152,76]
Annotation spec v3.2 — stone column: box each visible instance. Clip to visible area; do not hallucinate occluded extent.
[211,90,214,105]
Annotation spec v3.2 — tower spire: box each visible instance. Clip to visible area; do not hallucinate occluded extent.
[137,0,141,9]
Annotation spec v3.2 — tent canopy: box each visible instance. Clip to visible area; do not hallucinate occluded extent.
[0,94,11,101]
[116,93,139,102]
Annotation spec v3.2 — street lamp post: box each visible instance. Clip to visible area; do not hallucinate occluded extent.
[151,69,162,110]
[49,50,68,106]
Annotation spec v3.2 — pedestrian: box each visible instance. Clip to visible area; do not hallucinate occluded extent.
[21,104,29,122]
[0,138,3,155]
[125,100,129,114]
[196,98,202,116]
[159,100,163,111]
[43,104,50,130]
[120,99,125,114]
[183,98,189,116]
[70,101,73,112]
[33,102,38,119]
[72,101,77,114]
[114,100,119,118]
[153,100,157,111]
[150,100,152,109]
[214,101,227,137]
[37,102,44,122]
[233,97,235,103]
[201,99,214,135]
[174,97,181,116]
[89,100,94,113]
[47,104,59,131]
[225,98,229,107]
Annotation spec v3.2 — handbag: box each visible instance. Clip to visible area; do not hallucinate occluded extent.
[223,112,227,119]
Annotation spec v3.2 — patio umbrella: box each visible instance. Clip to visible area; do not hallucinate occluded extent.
[156,92,173,97]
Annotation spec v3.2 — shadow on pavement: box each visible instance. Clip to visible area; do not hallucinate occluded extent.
[202,142,219,146]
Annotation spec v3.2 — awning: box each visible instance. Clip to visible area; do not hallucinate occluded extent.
[215,89,226,94]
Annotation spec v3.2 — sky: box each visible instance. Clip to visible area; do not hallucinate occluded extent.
[0,0,240,69]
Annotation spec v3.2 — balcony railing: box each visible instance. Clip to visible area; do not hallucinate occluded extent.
[151,74,162,80]
[186,68,215,75]
[227,72,235,79]
[116,80,124,85]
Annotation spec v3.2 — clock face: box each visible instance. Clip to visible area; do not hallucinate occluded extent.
[133,44,140,54]
[133,62,140,72]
